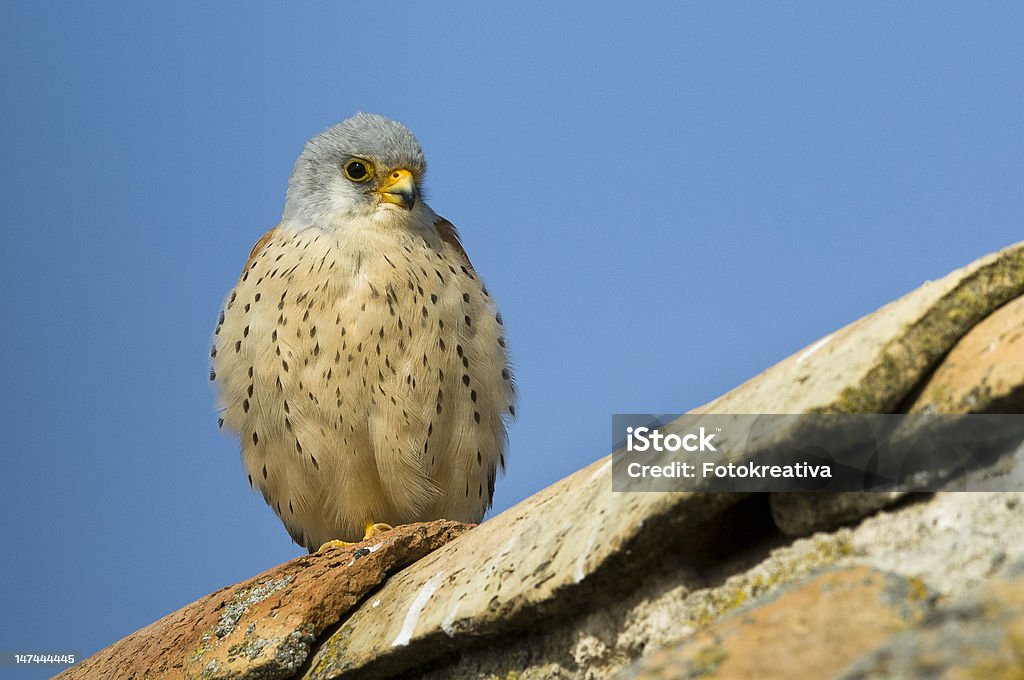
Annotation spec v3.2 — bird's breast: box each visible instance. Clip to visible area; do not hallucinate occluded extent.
[211,221,513,540]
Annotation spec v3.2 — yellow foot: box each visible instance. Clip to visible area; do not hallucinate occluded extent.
[315,521,395,552]
[363,521,394,540]
[316,539,355,552]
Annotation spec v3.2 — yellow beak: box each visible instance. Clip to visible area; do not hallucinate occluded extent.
[378,168,417,210]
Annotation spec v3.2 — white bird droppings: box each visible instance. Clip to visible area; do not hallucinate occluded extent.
[393,571,445,647]
[440,598,462,638]
[574,522,602,584]
[796,334,833,365]
[589,458,613,482]
[347,542,385,566]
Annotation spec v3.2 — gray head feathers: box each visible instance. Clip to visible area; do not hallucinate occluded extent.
[282,113,427,225]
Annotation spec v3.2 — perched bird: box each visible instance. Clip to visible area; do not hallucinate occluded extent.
[211,113,515,552]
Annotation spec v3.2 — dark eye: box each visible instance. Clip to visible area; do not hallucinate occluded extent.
[343,159,374,182]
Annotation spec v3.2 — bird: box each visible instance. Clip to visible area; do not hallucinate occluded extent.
[210,113,515,552]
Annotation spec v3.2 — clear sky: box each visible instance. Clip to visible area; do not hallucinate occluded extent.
[2,2,1022,674]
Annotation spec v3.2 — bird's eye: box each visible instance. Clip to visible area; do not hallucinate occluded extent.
[343,159,374,182]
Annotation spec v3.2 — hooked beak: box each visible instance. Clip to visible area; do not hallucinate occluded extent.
[378,168,417,210]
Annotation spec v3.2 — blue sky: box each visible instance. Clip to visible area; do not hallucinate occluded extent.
[2,2,1022,673]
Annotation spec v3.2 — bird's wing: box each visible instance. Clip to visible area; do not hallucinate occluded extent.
[245,226,281,270]
[435,216,475,272]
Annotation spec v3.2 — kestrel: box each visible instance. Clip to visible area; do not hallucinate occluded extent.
[210,113,515,551]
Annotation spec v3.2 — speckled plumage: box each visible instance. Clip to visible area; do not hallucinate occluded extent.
[211,114,515,551]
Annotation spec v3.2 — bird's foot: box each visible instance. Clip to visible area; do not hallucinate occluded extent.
[363,521,394,539]
[316,521,395,552]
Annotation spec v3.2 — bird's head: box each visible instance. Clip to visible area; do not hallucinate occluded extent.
[282,113,427,228]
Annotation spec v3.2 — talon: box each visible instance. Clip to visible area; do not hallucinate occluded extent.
[363,521,394,540]
[315,522,394,552]
[317,539,356,552]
